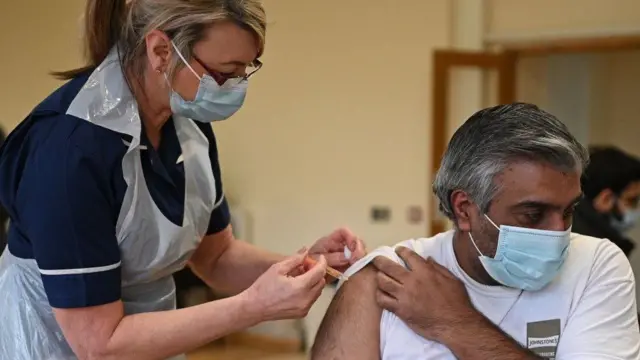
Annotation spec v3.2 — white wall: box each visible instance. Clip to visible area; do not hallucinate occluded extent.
[216,0,450,258]
[545,54,594,145]
[592,51,640,157]
[486,0,640,40]
[0,0,85,128]
[216,0,452,342]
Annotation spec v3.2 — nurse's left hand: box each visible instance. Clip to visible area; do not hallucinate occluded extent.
[308,227,366,272]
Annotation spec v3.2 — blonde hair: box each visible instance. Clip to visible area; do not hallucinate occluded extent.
[53,0,266,80]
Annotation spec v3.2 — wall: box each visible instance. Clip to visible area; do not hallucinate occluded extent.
[217,0,451,342]
[486,0,640,40]
[0,0,85,129]
[515,57,549,107]
[216,0,450,254]
[591,51,640,157]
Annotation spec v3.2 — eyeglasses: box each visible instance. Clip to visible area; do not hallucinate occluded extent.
[193,56,263,85]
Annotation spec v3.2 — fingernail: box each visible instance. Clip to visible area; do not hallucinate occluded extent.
[297,246,308,254]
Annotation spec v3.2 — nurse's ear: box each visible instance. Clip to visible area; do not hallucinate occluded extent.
[450,190,474,232]
[145,30,172,73]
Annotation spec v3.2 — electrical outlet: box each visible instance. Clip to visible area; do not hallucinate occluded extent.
[370,206,391,222]
[407,205,423,224]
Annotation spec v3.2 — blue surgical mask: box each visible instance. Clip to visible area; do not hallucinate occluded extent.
[611,209,640,234]
[468,215,571,291]
[167,42,247,122]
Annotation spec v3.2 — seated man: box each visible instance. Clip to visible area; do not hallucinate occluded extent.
[573,146,640,256]
[312,103,640,360]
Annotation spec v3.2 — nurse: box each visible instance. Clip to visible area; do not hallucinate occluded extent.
[0,0,366,359]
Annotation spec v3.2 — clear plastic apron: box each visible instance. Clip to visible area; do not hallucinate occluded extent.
[0,50,216,360]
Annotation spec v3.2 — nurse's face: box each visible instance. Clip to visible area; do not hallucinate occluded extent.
[146,20,261,102]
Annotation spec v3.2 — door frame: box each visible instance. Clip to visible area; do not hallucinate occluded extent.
[430,50,517,235]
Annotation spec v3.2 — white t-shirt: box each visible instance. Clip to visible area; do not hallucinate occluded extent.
[340,231,640,359]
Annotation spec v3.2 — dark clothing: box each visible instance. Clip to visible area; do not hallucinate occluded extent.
[573,201,635,256]
[0,72,230,308]
[0,127,6,251]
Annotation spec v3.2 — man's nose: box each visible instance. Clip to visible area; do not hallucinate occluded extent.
[547,213,571,232]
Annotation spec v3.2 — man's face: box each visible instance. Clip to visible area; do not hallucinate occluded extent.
[616,181,640,216]
[455,161,582,260]
[593,180,640,224]
[607,180,640,232]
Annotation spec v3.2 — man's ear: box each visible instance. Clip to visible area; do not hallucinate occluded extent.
[451,190,474,232]
[593,189,616,213]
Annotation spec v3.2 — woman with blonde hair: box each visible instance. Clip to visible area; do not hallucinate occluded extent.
[0,1,366,358]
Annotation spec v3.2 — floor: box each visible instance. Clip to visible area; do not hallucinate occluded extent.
[188,343,308,360]
[179,289,314,360]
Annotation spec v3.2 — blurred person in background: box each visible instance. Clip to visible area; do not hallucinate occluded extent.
[573,146,640,256]
[0,0,366,359]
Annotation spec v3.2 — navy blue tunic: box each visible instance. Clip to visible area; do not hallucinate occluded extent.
[0,72,230,309]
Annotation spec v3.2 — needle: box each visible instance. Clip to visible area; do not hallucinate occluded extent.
[305,256,349,282]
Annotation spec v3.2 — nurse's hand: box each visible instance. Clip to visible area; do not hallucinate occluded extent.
[243,250,327,322]
[309,227,367,272]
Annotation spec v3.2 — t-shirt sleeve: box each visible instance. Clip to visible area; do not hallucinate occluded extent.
[337,239,419,355]
[198,123,230,235]
[22,132,121,309]
[337,239,419,289]
[555,241,640,359]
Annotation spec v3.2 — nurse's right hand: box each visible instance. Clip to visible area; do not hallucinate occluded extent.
[243,250,327,321]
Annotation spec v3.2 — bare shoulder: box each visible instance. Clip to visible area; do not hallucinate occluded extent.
[311,265,381,360]
[310,236,449,359]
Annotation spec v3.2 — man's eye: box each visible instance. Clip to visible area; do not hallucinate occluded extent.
[524,212,543,225]
[564,204,578,219]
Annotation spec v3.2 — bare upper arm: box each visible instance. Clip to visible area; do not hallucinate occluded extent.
[53,300,124,359]
[311,264,382,360]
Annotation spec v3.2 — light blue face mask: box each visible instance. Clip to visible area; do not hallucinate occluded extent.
[468,215,571,291]
[611,209,640,234]
[167,42,248,122]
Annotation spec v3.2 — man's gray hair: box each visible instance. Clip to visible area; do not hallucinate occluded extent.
[433,103,589,221]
